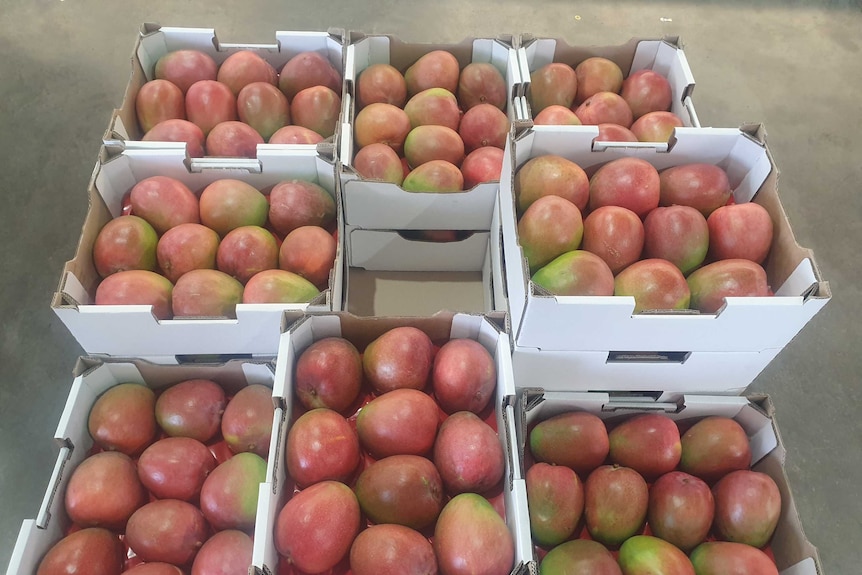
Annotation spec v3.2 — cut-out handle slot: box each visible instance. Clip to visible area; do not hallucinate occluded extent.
[606,351,691,364]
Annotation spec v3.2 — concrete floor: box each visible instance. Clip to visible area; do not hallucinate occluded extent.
[1,0,860,572]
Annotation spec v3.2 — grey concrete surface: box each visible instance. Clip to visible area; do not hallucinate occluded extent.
[1,0,860,572]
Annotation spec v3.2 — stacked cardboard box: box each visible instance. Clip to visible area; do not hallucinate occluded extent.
[5,24,831,575]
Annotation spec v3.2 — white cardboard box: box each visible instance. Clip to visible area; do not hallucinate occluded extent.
[52,146,344,359]
[514,390,821,575]
[251,311,532,575]
[516,36,699,129]
[107,23,346,157]
[511,348,783,399]
[343,192,507,316]
[339,33,522,230]
[501,125,831,359]
[5,357,276,575]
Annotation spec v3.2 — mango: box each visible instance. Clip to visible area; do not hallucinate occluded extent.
[614,259,691,312]
[354,454,444,530]
[356,63,407,108]
[237,81,290,140]
[242,269,320,304]
[191,529,253,575]
[680,416,752,483]
[216,225,278,284]
[404,124,465,168]
[93,215,158,278]
[648,471,714,552]
[125,499,209,565]
[217,50,277,96]
[402,159,464,192]
[172,268,244,318]
[432,338,496,414]
[621,69,673,120]
[659,163,731,217]
[527,462,584,548]
[155,50,218,94]
[712,470,781,548]
[363,326,434,393]
[87,382,156,455]
[405,50,460,97]
[584,464,648,548]
[350,524,438,575]
[631,111,684,143]
[434,493,514,575]
[278,51,342,101]
[459,103,509,152]
[353,142,405,184]
[689,541,780,575]
[461,146,505,188]
[575,57,623,104]
[186,80,237,136]
[137,437,217,501]
[125,564,184,575]
[516,155,590,213]
[608,413,681,480]
[643,205,709,275]
[36,528,124,575]
[434,411,505,495]
[157,223,219,284]
[199,452,266,531]
[404,87,461,130]
[582,205,644,275]
[574,91,633,128]
[529,410,610,478]
[286,407,360,488]
[268,179,336,236]
[539,539,621,575]
[519,195,584,273]
[687,259,769,313]
[155,379,226,442]
[206,120,265,158]
[529,63,578,115]
[199,179,268,237]
[295,337,362,412]
[136,79,185,133]
[129,175,199,234]
[357,388,439,458]
[458,62,507,110]
[354,102,412,154]
[221,384,275,457]
[275,480,360,573]
[617,535,695,575]
[532,250,615,297]
[64,451,147,530]
[143,119,206,157]
[290,85,341,138]
[589,157,660,218]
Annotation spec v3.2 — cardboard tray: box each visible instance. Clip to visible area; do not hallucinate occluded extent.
[513,390,821,575]
[516,35,699,129]
[51,145,344,360]
[501,124,831,359]
[339,33,522,230]
[251,311,533,575]
[106,23,346,157]
[343,191,507,317]
[5,357,276,575]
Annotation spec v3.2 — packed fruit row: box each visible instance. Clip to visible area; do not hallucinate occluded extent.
[95,176,338,317]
